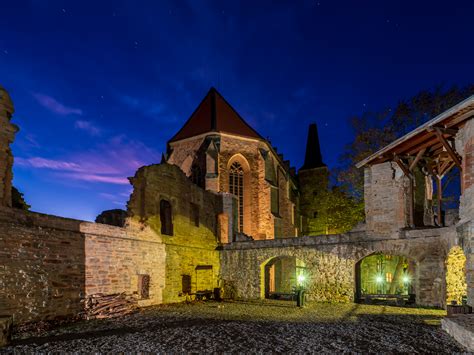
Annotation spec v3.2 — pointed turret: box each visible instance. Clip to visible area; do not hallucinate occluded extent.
[300,123,325,170]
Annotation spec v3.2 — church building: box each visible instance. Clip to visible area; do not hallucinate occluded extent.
[163,87,326,240]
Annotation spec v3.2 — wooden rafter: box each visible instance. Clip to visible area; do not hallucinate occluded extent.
[433,127,462,169]
[409,148,426,171]
[393,154,412,178]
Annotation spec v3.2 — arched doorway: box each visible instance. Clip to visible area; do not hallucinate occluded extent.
[355,253,416,304]
[445,246,467,305]
[262,256,306,299]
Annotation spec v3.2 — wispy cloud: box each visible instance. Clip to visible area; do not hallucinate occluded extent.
[16,157,82,171]
[75,120,101,136]
[33,93,83,116]
[16,136,161,186]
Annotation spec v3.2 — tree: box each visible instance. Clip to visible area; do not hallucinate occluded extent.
[12,186,30,210]
[306,186,364,235]
[338,84,474,200]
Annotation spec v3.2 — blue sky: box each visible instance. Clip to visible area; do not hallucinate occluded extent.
[1,0,474,221]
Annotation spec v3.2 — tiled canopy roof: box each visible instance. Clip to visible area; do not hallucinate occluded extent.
[168,87,263,143]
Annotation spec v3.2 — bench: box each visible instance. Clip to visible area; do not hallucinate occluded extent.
[362,294,414,305]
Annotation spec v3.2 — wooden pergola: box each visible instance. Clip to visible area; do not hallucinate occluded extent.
[357,96,474,227]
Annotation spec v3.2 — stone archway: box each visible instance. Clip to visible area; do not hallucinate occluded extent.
[355,252,417,304]
[260,255,306,299]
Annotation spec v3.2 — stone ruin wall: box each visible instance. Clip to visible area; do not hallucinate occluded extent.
[0,87,18,208]
[364,162,411,235]
[456,118,474,305]
[0,207,166,324]
[128,163,232,303]
[220,228,457,308]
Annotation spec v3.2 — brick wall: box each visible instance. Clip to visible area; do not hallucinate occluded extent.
[0,207,166,323]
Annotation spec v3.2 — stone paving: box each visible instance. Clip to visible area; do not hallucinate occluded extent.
[1,301,468,353]
[442,314,474,351]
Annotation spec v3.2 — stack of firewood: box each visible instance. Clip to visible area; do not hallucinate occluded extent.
[84,293,137,319]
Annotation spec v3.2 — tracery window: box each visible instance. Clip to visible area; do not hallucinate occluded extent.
[229,161,244,232]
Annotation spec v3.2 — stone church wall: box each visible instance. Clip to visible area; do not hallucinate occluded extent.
[0,207,166,324]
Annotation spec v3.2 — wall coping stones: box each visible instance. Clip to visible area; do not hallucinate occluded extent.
[0,206,161,243]
[223,226,456,250]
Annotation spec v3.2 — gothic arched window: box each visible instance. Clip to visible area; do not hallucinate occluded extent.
[160,199,173,236]
[229,161,244,232]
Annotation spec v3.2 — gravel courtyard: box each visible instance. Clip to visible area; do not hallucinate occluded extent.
[2,300,466,353]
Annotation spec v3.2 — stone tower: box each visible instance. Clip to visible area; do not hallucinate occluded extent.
[298,123,329,235]
[0,85,19,207]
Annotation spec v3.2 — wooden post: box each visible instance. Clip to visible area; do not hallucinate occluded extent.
[436,176,442,227]
[409,177,415,228]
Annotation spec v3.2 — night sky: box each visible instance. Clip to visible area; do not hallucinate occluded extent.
[1,1,473,221]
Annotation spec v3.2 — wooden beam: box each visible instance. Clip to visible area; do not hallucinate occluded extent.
[440,161,455,179]
[445,111,474,129]
[433,127,462,170]
[409,148,426,171]
[428,125,458,136]
[405,136,439,155]
[393,154,412,178]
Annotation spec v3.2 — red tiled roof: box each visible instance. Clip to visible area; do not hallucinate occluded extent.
[168,87,263,142]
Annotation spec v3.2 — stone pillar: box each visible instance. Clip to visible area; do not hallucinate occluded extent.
[456,119,474,305]
[364,162,411,235]
[0,85,18,208]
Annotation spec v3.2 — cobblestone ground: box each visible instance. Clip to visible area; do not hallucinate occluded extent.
[2,301,467,353]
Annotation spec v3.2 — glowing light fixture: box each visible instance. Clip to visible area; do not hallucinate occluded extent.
[375,275,384,283]
[402,275,411,284]
[297,274,306,285]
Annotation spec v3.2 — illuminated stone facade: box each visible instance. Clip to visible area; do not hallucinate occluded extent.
[166,88,303,240]
[1,85,474,330]
[127,163,230,303]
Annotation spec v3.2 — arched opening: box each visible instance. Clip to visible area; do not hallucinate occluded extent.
[229,161,244,232]
[227,154,251,235]
[445,246,467,305]
[262,256,306,299]
[355,252,416,305]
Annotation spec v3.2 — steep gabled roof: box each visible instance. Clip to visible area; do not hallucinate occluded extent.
[168,87,263,143]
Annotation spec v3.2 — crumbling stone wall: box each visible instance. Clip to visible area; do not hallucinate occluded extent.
[0,86,18,208]
[0,207,166,323]
[128,163,226,302]
[221,228,455,307]
[364,162,411,235]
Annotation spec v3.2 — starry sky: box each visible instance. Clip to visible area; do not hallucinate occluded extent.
[1,0,474,221]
